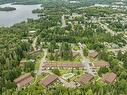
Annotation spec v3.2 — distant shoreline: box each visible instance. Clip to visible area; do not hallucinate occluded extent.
[12,2,41,5]
[0,7,16,11]
[0,1,41,5]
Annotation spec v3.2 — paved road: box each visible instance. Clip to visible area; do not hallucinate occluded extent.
[61,15,66,27]
[99,22,127,52]
[108,45,127,52]
[99,22,116,36]
[99,21,127,38]
[29,49,47,87]
[69,21,74,30]
[78,43,95,76]
[37,49,47,75]
[32,36,38,51]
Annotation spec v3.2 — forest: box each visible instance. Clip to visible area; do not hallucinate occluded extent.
[0,0,127,95]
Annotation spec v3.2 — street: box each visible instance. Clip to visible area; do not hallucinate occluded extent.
[61,15,66,27]
[37,49,47,75]
[78,43,95,76]
[32,36,38,51]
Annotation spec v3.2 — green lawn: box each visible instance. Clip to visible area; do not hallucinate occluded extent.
[62,73,75,80]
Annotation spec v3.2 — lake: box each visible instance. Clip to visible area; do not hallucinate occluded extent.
[0,3,41,27]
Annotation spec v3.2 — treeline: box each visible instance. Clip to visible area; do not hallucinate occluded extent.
[0,7,16,11]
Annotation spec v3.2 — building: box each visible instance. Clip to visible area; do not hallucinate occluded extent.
[70,1,80,4]
[14,73,33,89]
[39,74,59,88]
[72,51,80,57]
[72,13,82,18]
[94,60,109,68]
[21,39,28,42]
[102,72,116,83]
[88,50,99,58]
[29,30,36,35]
[78,74,94,85]
[20,59,35,67]
[43,63,84,69]
[28,49,41,55]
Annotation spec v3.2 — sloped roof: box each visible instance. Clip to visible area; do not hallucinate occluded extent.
[94,60,109,67]
[102,72,116,83]
[44,63,84,68]
[14,73,33,88]
[39,74,58,87]
[88,50,98,58]
[78,74,94,85]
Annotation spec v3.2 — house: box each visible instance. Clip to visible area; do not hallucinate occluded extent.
[20,59,35,67]
[28,49,41,55]
[88,50,99,58]
[94,60,109,68]
[102,72,116,83]
[78,74,94,85]
[20,59,35,64]
[39,74,59,88]
[72,51,80,57]
[21,39,28,42]
[29,30,36,34]
[43,63,84,69]
[72,13,82,18]
[14,73,33,89]
[70,1,80,4]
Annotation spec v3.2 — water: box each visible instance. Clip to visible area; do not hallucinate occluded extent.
[0,3,41,27]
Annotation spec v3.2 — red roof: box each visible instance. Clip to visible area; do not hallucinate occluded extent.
[102,72,116,83]
[78,74,94,85]
[39,74,58,87]
[44,63,84,68]
[88,50,98,58]
[14,73,33,88]
[94,60,109,67]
